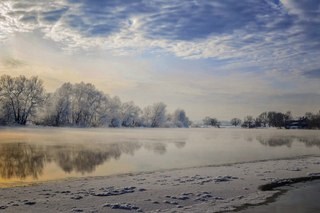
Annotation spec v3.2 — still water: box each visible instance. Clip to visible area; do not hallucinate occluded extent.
[0,127,319,187]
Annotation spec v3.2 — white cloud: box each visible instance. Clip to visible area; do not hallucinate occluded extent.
[0,0,318,72]
[1,0,320,119]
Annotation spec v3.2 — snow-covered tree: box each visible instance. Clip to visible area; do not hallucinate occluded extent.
[0,75,47,125]
[171,109,190,127]
[41,83,73,126]
[120,101,141,127]
[230,118,241,127]
[142,102,167,127]
[203,116,219,127]
[42,82,106,127]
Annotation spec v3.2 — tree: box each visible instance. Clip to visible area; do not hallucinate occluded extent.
[203,116,219,127]
[42,82,107,127]
[284,111,292,123]
[304,111,320,129]
[230,118,241,127]
[242,115,254,128]
[70,82,105,127]
[142,102,167,127]
[41,83,73,126]
[0,75,47,125]
[120,101,141,127]
[258,112,268,127]
[171,109,190,127]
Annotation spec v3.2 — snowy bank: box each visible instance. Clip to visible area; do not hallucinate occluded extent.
[0,156,319,212]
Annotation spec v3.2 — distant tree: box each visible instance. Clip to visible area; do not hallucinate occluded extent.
[142,102,167,127]
[268,112,286,128]
[41,83,73,126]
[203,116,219,127]
[242,115,254,128]
[258,112,268,127]
[254,117,262,127]
[284,111,292,123]
[230,118,241,127]
[106,96,122,127]
[42,82,108,127]
[0,75,47,125]
[305,111,320,129]
[120,101,141,127]
[170,109,190,127]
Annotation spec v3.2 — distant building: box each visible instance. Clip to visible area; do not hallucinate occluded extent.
[285,117,308,129]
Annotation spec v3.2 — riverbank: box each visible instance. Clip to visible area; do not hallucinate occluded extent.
[238,180,320,213]
[0,156,319,212]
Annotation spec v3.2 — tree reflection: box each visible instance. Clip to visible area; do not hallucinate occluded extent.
[172,141,186,149]
[257,136,293,147]
[0,139,187,180]
[296,137,320,149]
[52,142,142,174]
[0,143,46,179]
[256,136,320,149]
[144,143,167,155]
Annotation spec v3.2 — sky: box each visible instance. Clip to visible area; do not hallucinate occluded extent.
[0,0,320,120]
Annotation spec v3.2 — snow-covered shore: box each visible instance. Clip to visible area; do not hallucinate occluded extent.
[0,156,319,212]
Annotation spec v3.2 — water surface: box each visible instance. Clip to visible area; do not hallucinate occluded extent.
[0,127,319,187]
[239,180,320,213]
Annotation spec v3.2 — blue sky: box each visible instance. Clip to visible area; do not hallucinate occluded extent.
[0,0,320,120]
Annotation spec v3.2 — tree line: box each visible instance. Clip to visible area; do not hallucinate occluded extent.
[229,111,320,129]
[1,75,319,129]
[0,75,190,128]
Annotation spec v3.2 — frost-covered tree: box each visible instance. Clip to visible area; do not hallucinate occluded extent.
[120,101,141,127]
[142,102,167,127]
[0,74,196,128]
[41,83,73,126]
[203,116,219,127]
[42,82,107,127]
[171,109,190,127]
[70,82,100,126]
[0,75,47,125]
[258,112,268,127]
[267,112,285,128]
[242,115,255,128]
[96,96,122,127]
[230,118,241,127]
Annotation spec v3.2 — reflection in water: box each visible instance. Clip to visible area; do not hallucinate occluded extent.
[0,143,46,179]
[1,128,319,184]
[257,136,320,149]
[144,143,167,155]
[172,141,186,149]
[53,142,142,174]
[257,137,293,148]
[0,140,183,180]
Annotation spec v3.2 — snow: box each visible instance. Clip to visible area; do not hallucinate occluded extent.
[0,156,319,212]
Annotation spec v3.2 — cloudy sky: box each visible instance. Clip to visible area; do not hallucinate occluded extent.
[0,0,320,120]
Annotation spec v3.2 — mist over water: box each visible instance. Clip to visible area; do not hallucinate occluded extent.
[0,128,319,186]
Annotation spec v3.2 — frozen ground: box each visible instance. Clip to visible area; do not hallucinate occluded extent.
[0,156,319,212]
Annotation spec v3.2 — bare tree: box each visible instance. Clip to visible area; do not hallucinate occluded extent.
[120,101,141,127]
[243,115,254,128]
[230,118,241,127]
[142,102,167,127]
[171,109,190,127]
[0,75,46,125]
[203,116,219,127]
[258,112,268,127]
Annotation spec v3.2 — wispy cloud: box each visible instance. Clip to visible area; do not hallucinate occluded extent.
[1,57,26,68]
[1,0,319,63]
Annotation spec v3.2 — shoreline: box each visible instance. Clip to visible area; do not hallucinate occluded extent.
[1,154,318,189]
[0,156,319,212]
[237,180,320,213]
